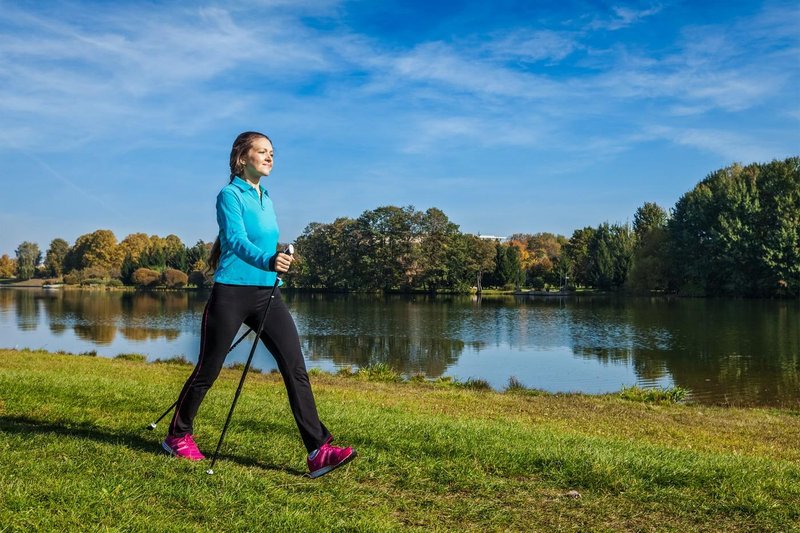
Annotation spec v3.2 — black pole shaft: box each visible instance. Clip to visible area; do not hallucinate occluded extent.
[206,277,281,474]
[147,326,254,430]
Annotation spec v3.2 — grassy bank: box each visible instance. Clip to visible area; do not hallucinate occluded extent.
[1,349,798,531]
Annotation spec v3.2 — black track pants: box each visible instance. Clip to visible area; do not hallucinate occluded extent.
[169,283,330,453]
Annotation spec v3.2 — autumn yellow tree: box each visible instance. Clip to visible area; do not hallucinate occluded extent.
[65,230,122,273]
[118,233,150,263]
[508,232,566,286]
[0,254,17,278]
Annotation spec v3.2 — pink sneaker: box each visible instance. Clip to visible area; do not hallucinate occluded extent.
[162,434,205,461]
[307,439,357,479]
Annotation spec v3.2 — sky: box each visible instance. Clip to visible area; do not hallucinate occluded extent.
[0,0,798,255]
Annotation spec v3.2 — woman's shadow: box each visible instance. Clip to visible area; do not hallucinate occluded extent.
[0,414,307,476]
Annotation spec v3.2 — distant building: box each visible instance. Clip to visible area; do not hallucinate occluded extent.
[474,234,506,241]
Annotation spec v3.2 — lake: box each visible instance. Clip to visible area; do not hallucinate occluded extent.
[1,288,797,407]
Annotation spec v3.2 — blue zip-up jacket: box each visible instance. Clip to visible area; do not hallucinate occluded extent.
[214,176,279,287]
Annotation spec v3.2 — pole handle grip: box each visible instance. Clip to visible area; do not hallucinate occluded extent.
[276,244,294,282]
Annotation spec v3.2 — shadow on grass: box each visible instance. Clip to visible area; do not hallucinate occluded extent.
[0,414,306,476]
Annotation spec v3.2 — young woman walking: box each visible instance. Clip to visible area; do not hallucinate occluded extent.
[162,131,356,478]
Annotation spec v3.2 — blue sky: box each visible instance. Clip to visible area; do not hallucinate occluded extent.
[0,0,798,256]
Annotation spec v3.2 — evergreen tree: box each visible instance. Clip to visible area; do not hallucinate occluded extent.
[120,254,137,285]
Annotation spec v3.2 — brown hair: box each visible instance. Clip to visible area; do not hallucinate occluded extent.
[207,131,272,272]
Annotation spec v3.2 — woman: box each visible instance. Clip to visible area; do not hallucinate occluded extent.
[163,131,356,478]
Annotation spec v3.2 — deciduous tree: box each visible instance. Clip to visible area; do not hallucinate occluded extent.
[15,241,41,280]
[564,227,595,287]
[118,233,150,264]
[669,158,799,296]
[44,238,69,278]
[419,208,459,292]
[0,254,17,278]
[628,202,669,292]
[464,235,497,293]
[66,230,121,273]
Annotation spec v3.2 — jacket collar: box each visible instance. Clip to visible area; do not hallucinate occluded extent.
[231,176,267,196]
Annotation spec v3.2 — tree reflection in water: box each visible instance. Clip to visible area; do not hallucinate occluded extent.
[567,297,800,407]
[302,334,470,377]
[14,290,40,331]
[1,288,797,406]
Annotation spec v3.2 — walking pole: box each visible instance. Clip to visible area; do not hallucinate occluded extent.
[145,326,255,431]
[206,244,293,475]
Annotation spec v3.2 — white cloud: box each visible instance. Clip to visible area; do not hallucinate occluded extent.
[585,6,796,114]
[387,41,560,100]
[588,4,664,31]
[0,0,795,166]
[647,125,777,162]
[0,3,339,149]
[482,30,581,63]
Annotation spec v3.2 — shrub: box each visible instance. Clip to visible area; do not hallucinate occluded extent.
[356,362,403,382]
[506,376,527,391]
[457,378,492,391]
[188,270,208,287]
[619,385,689,404]
[132,267,161,288]
[115,353,147,363]
[530,277,546,290]
[63,273,80,285]
[163,268,188,289]
[106,279,124,288]
[226,361,262,374]
[505,376,547,396]
[82,266,111,279]
[433,376,456,387]
[152,355,192,366]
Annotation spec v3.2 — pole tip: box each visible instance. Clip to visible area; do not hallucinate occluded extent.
[146,423,157,431]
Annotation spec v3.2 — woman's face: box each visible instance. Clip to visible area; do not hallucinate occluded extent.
[241,137,274,180]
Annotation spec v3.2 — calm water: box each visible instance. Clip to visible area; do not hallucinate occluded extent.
[1,288,798,407]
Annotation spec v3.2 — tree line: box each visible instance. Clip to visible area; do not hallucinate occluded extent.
[1,157,797,296]
[288,157,798,297]
[2,232,212,288]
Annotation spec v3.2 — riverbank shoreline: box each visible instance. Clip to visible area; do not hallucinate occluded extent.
[1,348,798,530]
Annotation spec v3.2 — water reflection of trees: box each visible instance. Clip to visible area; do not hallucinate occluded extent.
[120,326,181,341]
[302,334,466,377]
[288,293,477,376]
[31,289,208,346]
[290,292,800,406]
[0,289,15,313]
[14,290,41,331]
[567,297,800,406]
[5,289,798,406]
[652,300,799,407]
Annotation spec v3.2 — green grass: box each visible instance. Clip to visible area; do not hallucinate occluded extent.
[1,349,799,531]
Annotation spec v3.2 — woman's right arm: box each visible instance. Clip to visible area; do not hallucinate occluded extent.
[216,188,274,271]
